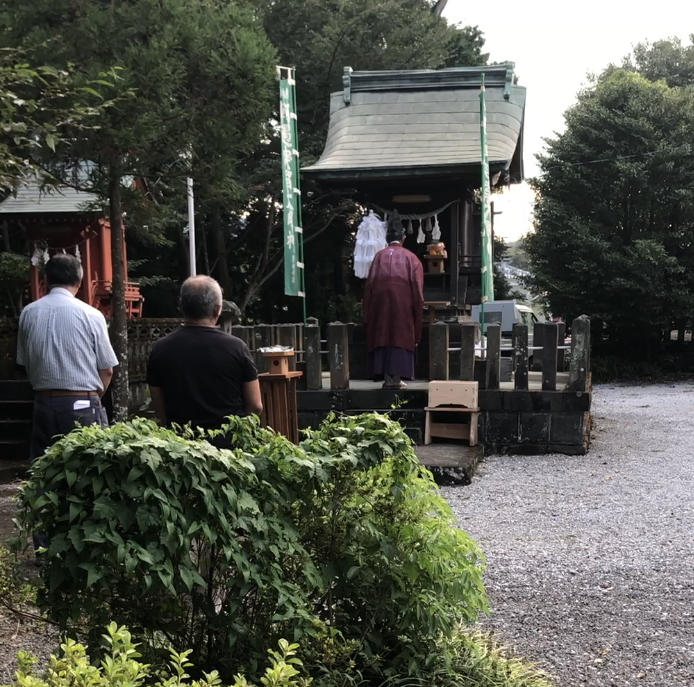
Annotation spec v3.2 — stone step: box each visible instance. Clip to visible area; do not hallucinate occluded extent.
[0,439,30,461]
[0,400,33,420]
[0,418,32,440]
[0,380,32,401]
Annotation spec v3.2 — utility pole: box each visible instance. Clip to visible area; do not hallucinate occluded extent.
[187,176,196,276]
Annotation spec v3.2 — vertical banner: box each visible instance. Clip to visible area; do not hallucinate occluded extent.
[278,67,306,313]
[479,74,495,309]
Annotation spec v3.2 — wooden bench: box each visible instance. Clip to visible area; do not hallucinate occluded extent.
[424,381,479,446]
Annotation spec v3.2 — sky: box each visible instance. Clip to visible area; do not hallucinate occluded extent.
[443,0,694,242]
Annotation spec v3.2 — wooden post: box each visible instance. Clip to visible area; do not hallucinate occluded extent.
[232,325,253,350]
[451,202,460,306]
[542,323,559,391]
[279,324,297,371]
[513,323,529,390]
[429,321,449,380]
[304,321,322,391]
[485,323,501,390]
[532,321,544,371]
[295,323,304,362]
[568,315,591,392]
[556,321,566,371]
[255,324,273,373]
[459,323,477,381]
[328,322,350,390]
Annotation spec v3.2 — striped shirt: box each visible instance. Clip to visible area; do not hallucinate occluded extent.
[17,288,119,392]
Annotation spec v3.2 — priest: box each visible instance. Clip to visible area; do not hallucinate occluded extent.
[363,211,424,389]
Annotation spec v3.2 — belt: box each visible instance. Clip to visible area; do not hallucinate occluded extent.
[36,390,100,397]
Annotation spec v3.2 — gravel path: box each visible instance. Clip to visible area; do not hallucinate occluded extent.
[444,383,694,686]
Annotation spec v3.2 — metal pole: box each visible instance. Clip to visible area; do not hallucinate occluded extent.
[187,176,196,276]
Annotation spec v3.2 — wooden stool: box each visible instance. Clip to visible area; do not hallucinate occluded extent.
[424,381,479,446]
[259,350,303,443]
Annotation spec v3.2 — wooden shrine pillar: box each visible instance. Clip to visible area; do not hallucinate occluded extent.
[99,219,112,282]
[450,202,460,306]
[82,235,93,307]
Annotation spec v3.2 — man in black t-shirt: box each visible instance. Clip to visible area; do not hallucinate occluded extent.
[146,276,262,435]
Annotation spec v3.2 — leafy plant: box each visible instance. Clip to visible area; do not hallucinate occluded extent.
[13,413,487,683]
[0,543,35,609]
[1,623,311,687]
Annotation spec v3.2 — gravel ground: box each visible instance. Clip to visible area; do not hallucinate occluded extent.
[0,481,59,685]
[444,383,694,686]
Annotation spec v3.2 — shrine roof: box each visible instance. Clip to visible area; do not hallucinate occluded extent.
[303,63,525,185]
[0,182,98,215]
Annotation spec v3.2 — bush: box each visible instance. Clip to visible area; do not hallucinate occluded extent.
[2,623,310,687]
[13,413,487,684]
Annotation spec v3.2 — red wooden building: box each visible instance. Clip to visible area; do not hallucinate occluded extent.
[0,183,143,317]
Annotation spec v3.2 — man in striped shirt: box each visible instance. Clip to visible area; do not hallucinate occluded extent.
[17,253,119,462]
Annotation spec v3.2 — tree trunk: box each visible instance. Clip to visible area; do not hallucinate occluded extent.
[109,173,129,421]
[2,222,10,252]
[211,203,230,294]
[200,222,210,275]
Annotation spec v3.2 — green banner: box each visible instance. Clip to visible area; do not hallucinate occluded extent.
[279,70,305,302]
[479,75,495,305]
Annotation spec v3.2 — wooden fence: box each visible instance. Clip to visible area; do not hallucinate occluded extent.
[1,315,591,395]
[228,316,591,393]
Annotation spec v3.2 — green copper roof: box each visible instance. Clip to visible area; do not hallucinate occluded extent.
[303,63,525,185]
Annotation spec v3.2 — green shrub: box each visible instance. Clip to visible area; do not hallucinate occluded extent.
[0,543,34,609]
[2,623,310,687]
[429,629,554,687]
[13,413,487,683]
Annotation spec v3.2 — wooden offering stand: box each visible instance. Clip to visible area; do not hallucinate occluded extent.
[424,241,447,274]
[258,349,303,443]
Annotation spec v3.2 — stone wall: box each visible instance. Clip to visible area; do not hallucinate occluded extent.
[297,387,592,455]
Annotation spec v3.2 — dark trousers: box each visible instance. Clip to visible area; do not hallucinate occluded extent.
[30,395,108,552]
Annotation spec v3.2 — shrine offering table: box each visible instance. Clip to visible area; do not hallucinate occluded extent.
[259,371,303,443]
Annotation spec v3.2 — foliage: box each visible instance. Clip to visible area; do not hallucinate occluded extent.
[0,543,35,609]
[13,413,487,684]
[0,251,28,316]
[623,35,694,88]
[493,237,524,302]
[424,628,554,687]
[1,623,311,687]
[0,45,121,191]
[527,68,694,360]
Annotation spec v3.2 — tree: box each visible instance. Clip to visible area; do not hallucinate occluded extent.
[2,0,276,417]
[0,46,117,191]
[493,236,524,302]
[526,69,694,358]
[624,35,694,88]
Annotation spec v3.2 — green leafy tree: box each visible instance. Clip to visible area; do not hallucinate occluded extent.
[0,46,118,190]
[2,0,276,417]
[526,69,694,358]
[624,35,694,88]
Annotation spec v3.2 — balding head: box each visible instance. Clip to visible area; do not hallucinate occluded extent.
[179,275,223,323]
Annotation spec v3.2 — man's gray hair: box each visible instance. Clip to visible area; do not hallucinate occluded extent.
[179,276,223,320]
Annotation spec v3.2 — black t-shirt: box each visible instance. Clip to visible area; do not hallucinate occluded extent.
[146,326,258,429]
